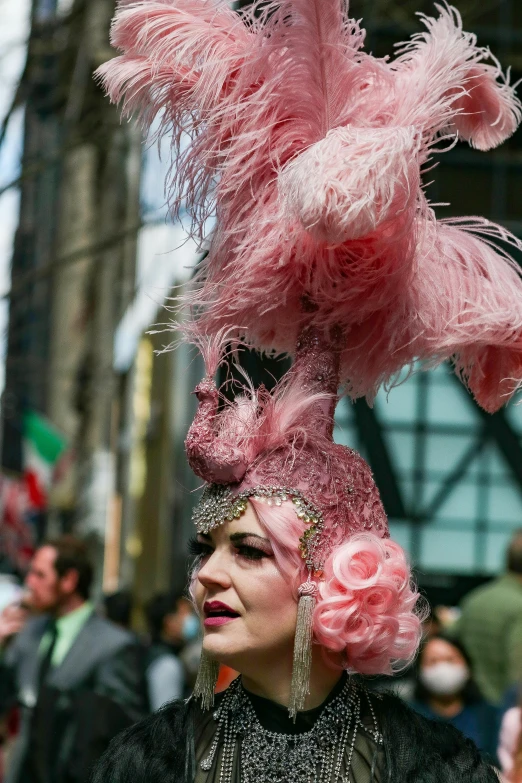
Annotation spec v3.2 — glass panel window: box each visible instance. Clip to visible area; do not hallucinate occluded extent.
[431,482,479,523]
[421,529,476,573]
[488,484,522,525]
[485,531,514,574]
[388,521,413,552]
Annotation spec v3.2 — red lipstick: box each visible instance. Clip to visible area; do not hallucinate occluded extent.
[203,600,240,627]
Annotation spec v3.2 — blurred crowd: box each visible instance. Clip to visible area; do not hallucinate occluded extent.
[0,536,215,783]
[2,531,522,781]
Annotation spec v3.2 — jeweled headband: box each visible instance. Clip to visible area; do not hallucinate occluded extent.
[192,484,325,571]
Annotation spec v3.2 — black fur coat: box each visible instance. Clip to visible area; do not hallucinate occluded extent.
[92,689,499,783]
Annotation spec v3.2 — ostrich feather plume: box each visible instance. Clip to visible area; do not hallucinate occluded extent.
[97,0,522,412]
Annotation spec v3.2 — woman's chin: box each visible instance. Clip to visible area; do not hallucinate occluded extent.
[202,633,243,666]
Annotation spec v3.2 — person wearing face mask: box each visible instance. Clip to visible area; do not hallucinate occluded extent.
[145,593,201,710]
[411,634,500,764]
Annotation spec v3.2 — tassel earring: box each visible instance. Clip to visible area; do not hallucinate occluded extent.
[194,649,219,710]
[289,578,318,720]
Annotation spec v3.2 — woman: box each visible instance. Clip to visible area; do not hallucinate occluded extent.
[91,324,495,782]
[411,634,500,764]
[94,0,521,779]
[94,496,497,782]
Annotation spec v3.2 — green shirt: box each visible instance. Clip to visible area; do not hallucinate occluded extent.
[457,574,522,705]
[39,601,94,667]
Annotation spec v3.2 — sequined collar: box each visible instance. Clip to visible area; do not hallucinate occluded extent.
[200,673,381,782]
[241,672,348,735]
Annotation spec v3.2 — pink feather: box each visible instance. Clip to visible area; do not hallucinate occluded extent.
[98,0,522,412]
[450,64,521,151]
[95,0,253,225]
[391,3,520,148]
[278,125,422,243]
[339,219,522,411]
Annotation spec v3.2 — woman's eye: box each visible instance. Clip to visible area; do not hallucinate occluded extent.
[235,545,268,561]
[188,537,213,560]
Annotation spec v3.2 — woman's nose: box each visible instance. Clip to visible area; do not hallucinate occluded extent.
[197,550,232,590]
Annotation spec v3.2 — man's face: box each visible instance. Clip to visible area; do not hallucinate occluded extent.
[25,546,62,613]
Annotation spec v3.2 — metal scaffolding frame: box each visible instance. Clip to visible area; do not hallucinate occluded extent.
[335,359,522,576]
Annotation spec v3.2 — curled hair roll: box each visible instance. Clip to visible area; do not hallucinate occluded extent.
[250,499,422,675]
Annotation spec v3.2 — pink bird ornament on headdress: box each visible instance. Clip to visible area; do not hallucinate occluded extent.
[97,0,522,413]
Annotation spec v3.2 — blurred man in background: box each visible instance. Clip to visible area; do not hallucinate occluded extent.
[457,529,522,705]
[103,589,133,630]
[144,592,200,710]
[0,535,147,783]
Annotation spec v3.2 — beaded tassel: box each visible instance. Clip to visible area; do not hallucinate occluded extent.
[194,649,219,710]
[289,579,318,719]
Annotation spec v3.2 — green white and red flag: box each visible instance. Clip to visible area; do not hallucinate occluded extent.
[23,412,68,509]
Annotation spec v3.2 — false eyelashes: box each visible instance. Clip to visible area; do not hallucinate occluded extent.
[188,536,211,559]
[187,536,270,562]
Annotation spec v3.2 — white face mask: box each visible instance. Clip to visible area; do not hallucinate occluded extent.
[419,662,469,696]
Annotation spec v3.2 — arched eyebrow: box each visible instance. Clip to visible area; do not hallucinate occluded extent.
[229,533,271,545]
[196,531,272,547]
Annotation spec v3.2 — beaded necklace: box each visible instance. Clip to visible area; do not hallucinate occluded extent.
[200,678,382,783]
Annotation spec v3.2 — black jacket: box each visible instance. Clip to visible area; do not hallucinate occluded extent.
[92,688,498,783]
[1,612,148,783]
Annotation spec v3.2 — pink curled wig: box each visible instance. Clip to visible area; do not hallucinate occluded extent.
[250,499,421,676]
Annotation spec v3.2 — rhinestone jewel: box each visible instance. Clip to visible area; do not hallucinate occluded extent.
[191,484,248,535]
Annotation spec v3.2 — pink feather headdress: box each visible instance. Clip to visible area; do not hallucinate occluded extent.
[96,0,522,561]
[98,0,521,713]
[98,0,522,413]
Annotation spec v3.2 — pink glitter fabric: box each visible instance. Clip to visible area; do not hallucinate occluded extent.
[239,442,389,567]
[185,319,388,568]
